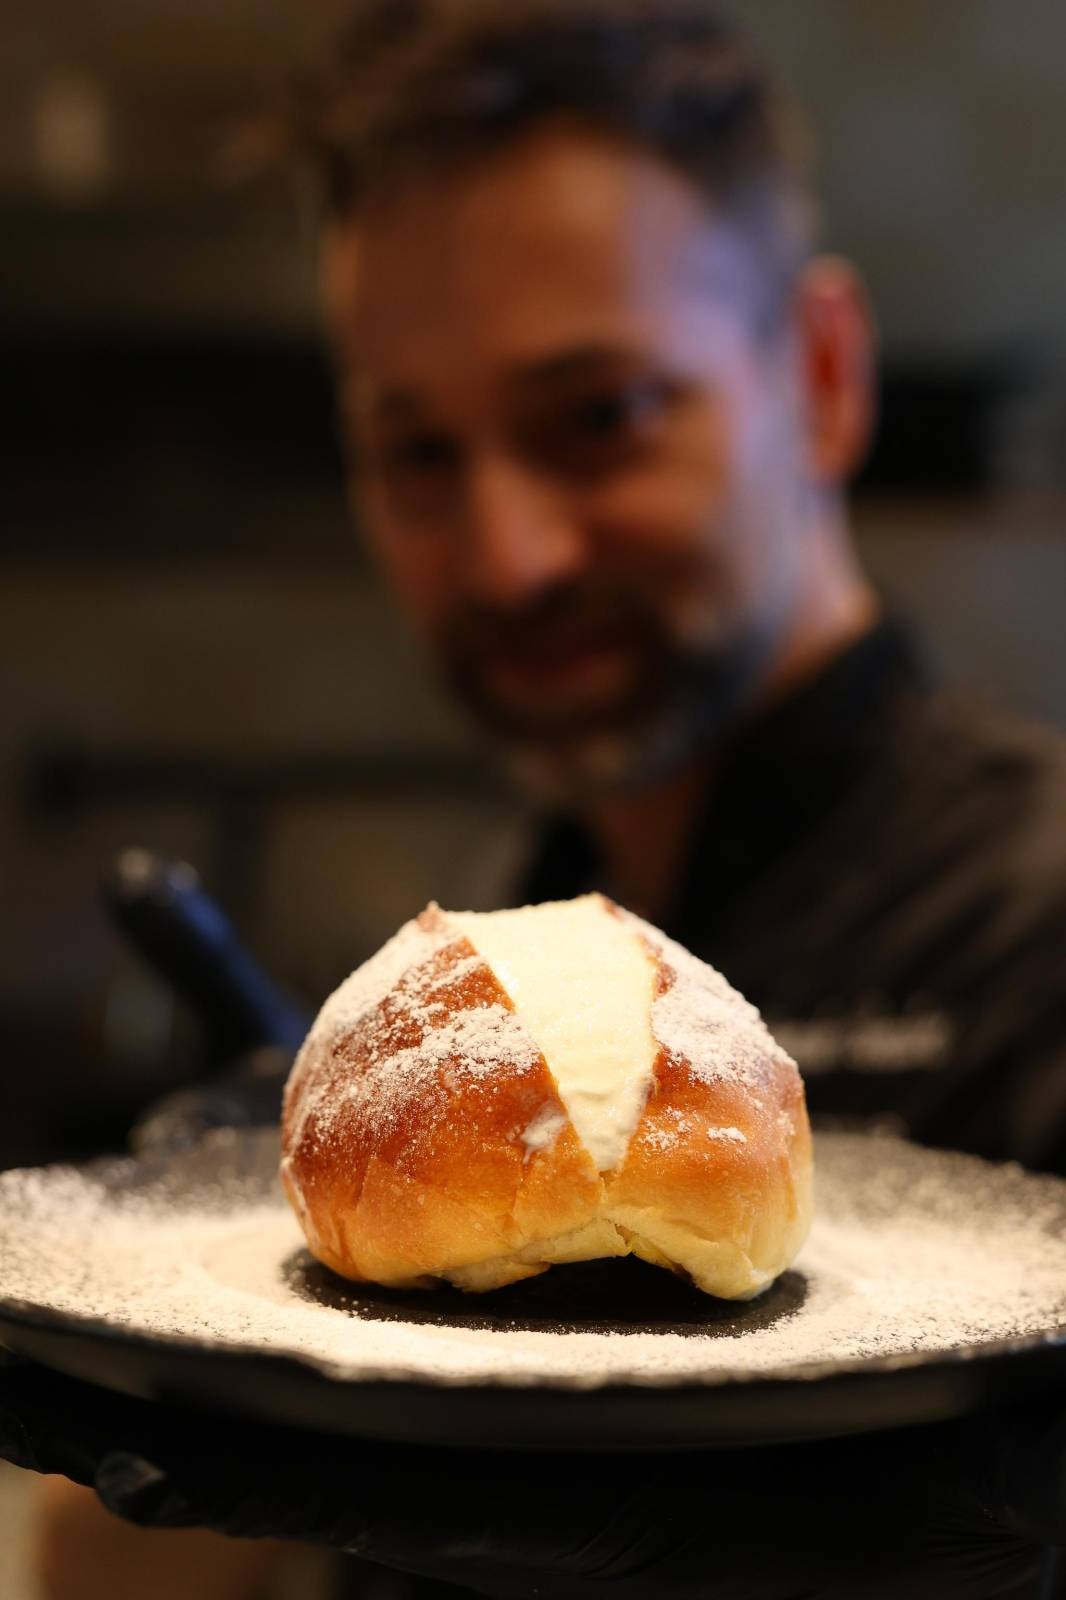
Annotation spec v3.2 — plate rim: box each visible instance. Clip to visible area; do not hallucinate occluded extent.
[2,1285,1065,1394]
[3,1126,1066,1397]
[6,1127,1066,1447]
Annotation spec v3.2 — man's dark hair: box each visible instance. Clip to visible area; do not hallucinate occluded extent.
[295,0,814,334]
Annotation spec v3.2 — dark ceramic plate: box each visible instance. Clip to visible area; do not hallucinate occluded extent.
[1,1129,1065,1450]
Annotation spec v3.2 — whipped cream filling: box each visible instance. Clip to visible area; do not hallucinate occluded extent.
[449,896,657,1172]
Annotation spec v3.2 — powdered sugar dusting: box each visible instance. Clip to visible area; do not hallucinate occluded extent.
[640,1105,696,1152]
[283,909,541,1162]
[282,913,447,1149]
[3,1132,1065,1389]
[637,1115,745,1155]
[314,915,444,1041]
[623,911,795,1093]
[342,1003,541,1144]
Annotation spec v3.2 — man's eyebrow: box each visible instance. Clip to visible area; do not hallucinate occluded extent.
[369,390,425,421]
[506,344,648,390]
[339,344,652,424]
[336,373,425,426]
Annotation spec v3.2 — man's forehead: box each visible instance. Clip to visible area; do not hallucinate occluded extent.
[322,127,765,393]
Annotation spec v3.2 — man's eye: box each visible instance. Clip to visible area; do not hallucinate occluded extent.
[363,431,464,522]
[571,382,668,440]
[381,432,461,478]
[524,379,675,480]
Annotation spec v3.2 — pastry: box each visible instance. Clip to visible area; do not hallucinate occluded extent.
[281,894,811,1298]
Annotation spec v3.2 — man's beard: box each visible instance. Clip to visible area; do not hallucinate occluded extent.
[435,583,780,803]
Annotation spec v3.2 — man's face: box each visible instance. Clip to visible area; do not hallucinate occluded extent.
[323,127,809,793]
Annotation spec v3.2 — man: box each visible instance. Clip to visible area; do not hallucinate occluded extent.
[16,2,1066,1597]
[313,0,1066,1168]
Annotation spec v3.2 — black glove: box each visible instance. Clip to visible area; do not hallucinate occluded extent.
[1,1354,1063,1598]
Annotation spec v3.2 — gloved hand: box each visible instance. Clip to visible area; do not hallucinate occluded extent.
[1,1353,1063,1599]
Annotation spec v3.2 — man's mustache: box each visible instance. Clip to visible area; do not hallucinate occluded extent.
[437,586,660,661]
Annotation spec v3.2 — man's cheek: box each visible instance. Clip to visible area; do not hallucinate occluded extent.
[584,480,731,581]
[369,535,452,631]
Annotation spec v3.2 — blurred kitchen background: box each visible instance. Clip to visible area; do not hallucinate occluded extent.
[3,0,1066,1174]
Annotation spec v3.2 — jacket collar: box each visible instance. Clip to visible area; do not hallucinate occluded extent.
[519,619,928,934]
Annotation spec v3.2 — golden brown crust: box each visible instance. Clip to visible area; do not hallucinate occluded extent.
[282,900,812,1297]
[603,926,813,1294]
[282,907,604,1287]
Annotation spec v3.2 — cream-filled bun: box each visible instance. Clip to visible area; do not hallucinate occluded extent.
[281,895,812,1299]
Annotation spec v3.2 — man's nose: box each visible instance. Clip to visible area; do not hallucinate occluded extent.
[461,452,586,608]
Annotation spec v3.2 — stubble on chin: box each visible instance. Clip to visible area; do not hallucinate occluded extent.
[448,621,782,806]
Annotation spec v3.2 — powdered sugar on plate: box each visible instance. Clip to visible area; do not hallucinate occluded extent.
[2,1130,1065,1390]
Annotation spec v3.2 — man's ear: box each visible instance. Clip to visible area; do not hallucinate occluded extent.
[795,256,878,485]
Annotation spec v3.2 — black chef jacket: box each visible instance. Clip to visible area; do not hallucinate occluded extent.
[519,621,1066,1175]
